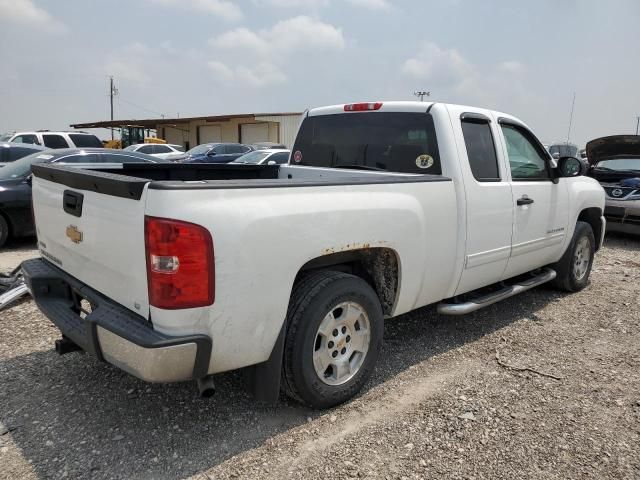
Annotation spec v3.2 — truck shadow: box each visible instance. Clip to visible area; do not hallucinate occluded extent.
[0,287,560,479]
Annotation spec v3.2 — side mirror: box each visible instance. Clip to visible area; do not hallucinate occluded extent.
[207,150,216,156]
[24,175,33,186]
[266,160,277,166]
[551,152,560,160]
[556,156,585,178]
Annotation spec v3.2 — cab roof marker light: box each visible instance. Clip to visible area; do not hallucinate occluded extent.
[344,102,383,112]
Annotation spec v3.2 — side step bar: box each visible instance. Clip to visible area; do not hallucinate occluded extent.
[437,268,556,316]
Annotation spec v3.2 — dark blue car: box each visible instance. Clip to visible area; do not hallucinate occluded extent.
[182,143,254,163]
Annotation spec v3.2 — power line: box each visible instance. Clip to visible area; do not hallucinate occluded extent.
[115,97,165,117]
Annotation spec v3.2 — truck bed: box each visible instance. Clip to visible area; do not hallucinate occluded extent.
[31,163,451,200]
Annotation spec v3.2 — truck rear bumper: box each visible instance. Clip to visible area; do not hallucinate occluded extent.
[22,258,212,383]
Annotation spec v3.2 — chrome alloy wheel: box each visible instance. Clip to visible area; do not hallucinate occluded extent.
[313,301,371,386]
[573,236,591,280]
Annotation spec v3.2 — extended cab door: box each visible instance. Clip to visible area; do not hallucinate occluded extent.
[451,108,514,295]
[497,118,569,278]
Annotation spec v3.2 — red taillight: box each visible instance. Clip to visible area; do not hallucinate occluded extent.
[344,102,383,112]
[144,216,214,309]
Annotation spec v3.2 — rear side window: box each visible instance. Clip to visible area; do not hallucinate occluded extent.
[292,112,441,174]
[55,153,99,163]
[137,145,155,154]
[43,134,69,148]
[153,145,172,154]
[461,119,500,181]
[226,144,246,154]
[68,134,103,148]
[13,134,40,145]
[269,152,290,164]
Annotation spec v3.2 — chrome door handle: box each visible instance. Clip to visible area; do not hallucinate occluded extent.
[517,196,534,206]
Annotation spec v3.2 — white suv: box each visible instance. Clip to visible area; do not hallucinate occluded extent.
[3,131,103,149]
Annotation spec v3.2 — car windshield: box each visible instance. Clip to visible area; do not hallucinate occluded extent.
[0,134,12,142]
[549,144,578,157]
[595,157,640,171]
[123,145,137,151]
[0,152,51,180]
[187,144,213,155]
[233,151,270,164]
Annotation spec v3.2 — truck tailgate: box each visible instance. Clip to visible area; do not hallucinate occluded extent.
[31,170,150,317]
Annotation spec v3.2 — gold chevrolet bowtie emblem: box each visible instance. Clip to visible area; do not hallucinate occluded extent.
[66,225,83,244]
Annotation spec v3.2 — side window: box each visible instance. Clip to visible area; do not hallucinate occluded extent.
[212,145,226,154]
[8,147,36,161]
[270,152,289,164]
[500,124,550,181]
[43,134,70,149]
[138,145,154,154]
[226,144,244,154]
[461,119,500,181]
[153,145,171,154]
[55,154,99,163]
[13,134,40,145]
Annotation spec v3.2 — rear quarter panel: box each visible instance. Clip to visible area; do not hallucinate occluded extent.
[145,180,458,373]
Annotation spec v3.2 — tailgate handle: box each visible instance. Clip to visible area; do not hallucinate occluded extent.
[63,190,84,217]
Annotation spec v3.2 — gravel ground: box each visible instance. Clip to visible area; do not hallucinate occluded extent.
[0,234,639,479]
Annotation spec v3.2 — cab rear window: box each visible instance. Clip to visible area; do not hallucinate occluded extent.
[292,112,441,174]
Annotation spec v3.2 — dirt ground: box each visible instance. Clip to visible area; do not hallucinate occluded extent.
[0,234,639,480]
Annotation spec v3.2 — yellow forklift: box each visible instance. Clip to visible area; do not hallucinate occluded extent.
[103,125,166,149]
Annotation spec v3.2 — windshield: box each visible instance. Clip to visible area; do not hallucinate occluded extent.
[0,152,51,180]
[549,144,578,157]
[233,151,270,164]
[123,145,137,151]
[187,144,213,156]
[595,157,640,171]
[0,134,12,142]
[292,112,441,174]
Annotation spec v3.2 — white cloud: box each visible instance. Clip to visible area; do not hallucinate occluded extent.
[210,15,344,56]
[252,0,329,7]
[402,42,473,87]
[147,0,242,20]
[347,0,392,10]
[207,61,287,87]
[0,0,66,32]
[498,60,525,74]
[208,16,344,86]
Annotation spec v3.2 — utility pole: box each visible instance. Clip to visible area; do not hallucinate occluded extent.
[414,91,430,102]
[109,76,118,141]
[635,116,639,135]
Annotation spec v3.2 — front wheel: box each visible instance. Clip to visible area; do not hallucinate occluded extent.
[282,270,383,408]
[551,221,595,292]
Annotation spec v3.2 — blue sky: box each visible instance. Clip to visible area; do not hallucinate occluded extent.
[1,0,639,145]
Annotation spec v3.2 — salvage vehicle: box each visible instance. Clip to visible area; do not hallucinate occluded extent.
[586,135,640,234]
[23,101,605,408]
[0,148,167,247]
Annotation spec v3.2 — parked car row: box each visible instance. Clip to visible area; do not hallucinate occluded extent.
[0,148,167,247]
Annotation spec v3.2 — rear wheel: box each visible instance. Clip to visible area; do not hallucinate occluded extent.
[0,215,9,248]
[551,221,595,292]
[282,270,383,408]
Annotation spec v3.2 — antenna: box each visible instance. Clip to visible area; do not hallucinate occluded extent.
[566,92,576,144]
[414,91,430,102]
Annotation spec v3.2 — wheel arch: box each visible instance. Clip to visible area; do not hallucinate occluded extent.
[577,207,603,250]
[295,247,400,317]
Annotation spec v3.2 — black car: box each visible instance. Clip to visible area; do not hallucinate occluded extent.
[182,143,254,163]
[0,142,45,165]
[0,148,166,247]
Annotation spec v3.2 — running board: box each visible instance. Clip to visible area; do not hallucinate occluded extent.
[437,268,557,316]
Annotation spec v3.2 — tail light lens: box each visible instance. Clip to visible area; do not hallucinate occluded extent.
[344,102,383,112]
[145,216,214,309]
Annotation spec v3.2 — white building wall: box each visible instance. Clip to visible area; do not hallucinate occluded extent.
[255,114,303,147]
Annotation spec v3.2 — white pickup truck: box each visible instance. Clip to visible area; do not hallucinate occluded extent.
[23,101,605,408]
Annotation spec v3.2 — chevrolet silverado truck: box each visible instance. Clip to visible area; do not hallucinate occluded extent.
[23,101,605,408]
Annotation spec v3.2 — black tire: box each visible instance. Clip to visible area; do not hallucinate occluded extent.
[0,215,9,249]
[551,221,595,292]
[281,270,384,409]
